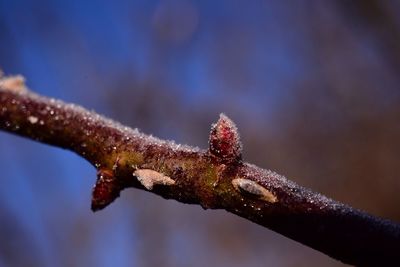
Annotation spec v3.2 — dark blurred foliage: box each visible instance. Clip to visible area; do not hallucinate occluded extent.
[1,1,400,266]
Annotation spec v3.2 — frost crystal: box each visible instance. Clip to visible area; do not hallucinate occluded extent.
[27,116,38,124]
[209,113,242,162]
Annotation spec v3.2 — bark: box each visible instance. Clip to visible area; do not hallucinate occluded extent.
[0,75,399,266]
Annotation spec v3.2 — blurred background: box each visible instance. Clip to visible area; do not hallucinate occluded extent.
[1,0,400,266]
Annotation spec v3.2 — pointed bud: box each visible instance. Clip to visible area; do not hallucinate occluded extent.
[232,178,277,203]
[209,114,242,162]
[91,169,121,212]
[133,169,175,190]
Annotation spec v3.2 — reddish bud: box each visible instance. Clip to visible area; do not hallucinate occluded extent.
[209,114,242,162]
[91,169,121,212]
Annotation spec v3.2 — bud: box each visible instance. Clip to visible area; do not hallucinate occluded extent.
[232,178,277,203]
[133,169,175,190]
[91,170,120,212]
[209,114,242,162]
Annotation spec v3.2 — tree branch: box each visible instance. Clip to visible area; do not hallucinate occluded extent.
[0,75,399,266]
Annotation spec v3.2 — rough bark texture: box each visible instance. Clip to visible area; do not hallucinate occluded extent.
[0,76,399,266]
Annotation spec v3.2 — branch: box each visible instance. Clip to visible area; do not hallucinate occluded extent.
[0,74,399,266]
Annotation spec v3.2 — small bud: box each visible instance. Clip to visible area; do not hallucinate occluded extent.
[134,169,175,190]
[91,170,121,212]
[232,178,277,203]
[209,114,242,162]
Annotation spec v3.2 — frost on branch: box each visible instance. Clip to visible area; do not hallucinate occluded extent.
[2,75,400,266]
[209,114,242,162]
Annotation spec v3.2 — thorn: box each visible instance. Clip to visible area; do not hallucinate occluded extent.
[133,169,175,190]
[91,169,121,212]
[209,113,242,162]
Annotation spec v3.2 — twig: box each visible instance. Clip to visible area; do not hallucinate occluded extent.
[0,75,399,266]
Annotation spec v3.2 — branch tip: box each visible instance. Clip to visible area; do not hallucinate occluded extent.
[209,113,242,162]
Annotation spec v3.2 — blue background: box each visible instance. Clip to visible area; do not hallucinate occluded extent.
[1,1,400,266]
